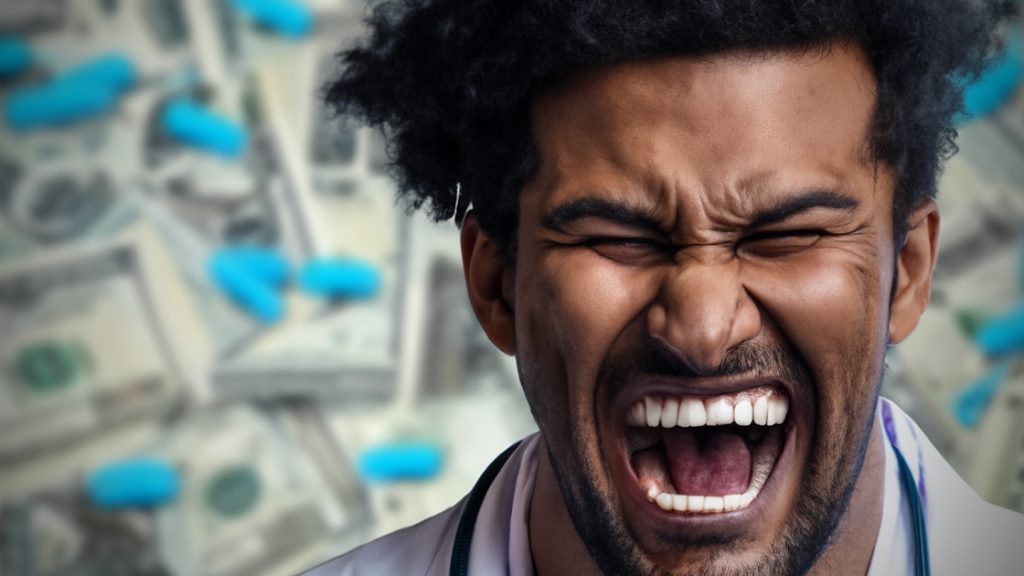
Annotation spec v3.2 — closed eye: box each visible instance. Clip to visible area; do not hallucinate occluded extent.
[740,229,826,257]
[579,236,675,263]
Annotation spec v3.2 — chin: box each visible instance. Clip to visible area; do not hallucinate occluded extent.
[537,361,880,576]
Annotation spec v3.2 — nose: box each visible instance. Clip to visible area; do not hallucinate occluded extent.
[646,253,762,373]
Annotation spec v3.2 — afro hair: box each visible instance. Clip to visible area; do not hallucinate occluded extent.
[327,0,1016,262]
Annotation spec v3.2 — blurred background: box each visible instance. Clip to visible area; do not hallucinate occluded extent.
[0,1,1020,575]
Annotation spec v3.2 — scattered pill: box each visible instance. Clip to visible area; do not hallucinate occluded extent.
[5,82,118,131]
[219,246,291,287]
[960,32,1022,122]
[976,302,1024,357]
[0,37,31,78]
[358,442,443,483]
[954,361,1013,428]
[232,0,314,39]
[87,458,180,509]
[299,258,380,300]
[209,249,284,323]
[53,52,137,94]
[161,99,247,158]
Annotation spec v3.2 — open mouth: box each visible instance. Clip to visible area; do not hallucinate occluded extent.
[623,386,790,515]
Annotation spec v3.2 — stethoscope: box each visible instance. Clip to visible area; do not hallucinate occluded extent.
[449,442,930,576]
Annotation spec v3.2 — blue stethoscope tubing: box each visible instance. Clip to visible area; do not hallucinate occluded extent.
[450,441,931,576]
[895,444,931,576]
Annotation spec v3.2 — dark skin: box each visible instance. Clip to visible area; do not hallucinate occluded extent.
[461,44,939,575]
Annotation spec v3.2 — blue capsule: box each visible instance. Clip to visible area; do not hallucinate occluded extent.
[161,99,247,158]
[3,52,138,132]
[954,361,1013,428]
[53,52,137,94]
[232,0,314,39]
[5,82,118,132]
[0,38,31,78]
[358,442,444,484]
[959,32,1022,123]
[976,302,1024,358]
[87,458,180,509]
[220,246,291,287]
[299,258,380,300]
[209,248,284,323]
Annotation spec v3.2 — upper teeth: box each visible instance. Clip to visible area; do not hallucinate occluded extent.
[627,389,788,428]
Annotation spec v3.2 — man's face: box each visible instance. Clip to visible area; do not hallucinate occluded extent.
[513,46,897,574]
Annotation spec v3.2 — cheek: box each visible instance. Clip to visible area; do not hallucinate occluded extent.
[744,247,891,405]
[516,252,657,405]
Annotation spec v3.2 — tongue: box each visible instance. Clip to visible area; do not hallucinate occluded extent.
[663,427,751,496]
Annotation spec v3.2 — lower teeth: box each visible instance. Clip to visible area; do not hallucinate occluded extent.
[639,426,779,514]
[646,474,764,513]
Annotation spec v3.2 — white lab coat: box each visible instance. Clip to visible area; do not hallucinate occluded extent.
[305,399,1024,575]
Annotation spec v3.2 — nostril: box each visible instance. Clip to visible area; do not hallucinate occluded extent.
[646,334,727,378]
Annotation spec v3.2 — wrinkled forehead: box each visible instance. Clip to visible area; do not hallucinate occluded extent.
[524,44,885,223]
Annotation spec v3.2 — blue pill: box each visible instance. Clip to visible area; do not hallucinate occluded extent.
[220,246,291,287]
[5,82,118,132]
[358,442,444,483]
[87,459,180,509]
[299,258,380,299]
[0,38,31,78]
[54,53,137,94]
[209,249,284,323]
[976,302,1024,357]
[953,361,1013,428]
[232,0,314,39]
[162,99,247,158]
[959,32,1022,123]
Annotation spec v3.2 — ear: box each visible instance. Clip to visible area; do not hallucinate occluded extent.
[460,213,516,354]
[889,202,940,344]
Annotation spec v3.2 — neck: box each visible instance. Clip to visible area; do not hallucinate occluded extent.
[529,437,602,576]
[807,416,887,576]
[528,419,887,576]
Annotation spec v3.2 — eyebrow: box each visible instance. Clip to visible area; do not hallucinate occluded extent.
[541,189,860,232]
[542,198,663,232]
[748,190,860,228]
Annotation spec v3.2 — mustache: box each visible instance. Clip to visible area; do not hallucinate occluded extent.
[601,337,814,399]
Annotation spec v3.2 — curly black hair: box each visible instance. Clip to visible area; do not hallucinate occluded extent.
[327,0,1015,263]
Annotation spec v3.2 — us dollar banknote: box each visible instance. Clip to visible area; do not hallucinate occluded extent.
[0,402,364,576]
[0,225,211,466]
[150,404,355,576]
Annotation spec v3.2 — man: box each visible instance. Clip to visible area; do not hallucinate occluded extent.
[308,1,1024,574]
